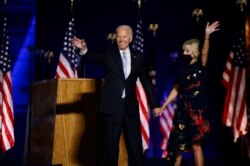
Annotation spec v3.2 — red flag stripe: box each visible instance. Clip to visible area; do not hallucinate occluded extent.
[222,52,233,87]
[136,79,150,151]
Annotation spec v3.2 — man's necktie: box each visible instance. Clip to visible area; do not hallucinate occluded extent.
[121,51,128,78]
[121,51,128,98]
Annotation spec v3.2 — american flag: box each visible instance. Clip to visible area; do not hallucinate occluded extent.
[159,103,175,157]
[0,15,15,153]
[221,19,248,142]
[55,17,78,78]
[132,20,151,153]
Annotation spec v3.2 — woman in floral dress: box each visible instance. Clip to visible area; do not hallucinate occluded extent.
[159,21,220,166]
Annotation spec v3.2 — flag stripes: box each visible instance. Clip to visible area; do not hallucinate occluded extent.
[136,79,150,148]
[55,53,76,78]
[222,52,247,142]
[1,73,15,151]
[159,104,174,157]
[0,15,15,152]
[221,27,247,142]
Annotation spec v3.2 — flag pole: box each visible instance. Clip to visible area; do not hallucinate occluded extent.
[70,0,74,13]
[137,0,142,16]
[70,0,85,78]
[148,23,158,86]
[148,23,159,157]
[26,45,36,165]
[134,0,145,18]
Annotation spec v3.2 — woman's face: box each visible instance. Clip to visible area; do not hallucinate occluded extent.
[181,44,195,65]
[183,45,193,57]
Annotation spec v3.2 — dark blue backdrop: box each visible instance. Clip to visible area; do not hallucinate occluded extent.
[1,0,250,165]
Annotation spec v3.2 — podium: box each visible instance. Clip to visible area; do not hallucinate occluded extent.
[24,78,128,166]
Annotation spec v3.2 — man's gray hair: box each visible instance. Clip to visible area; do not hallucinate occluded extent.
[115,25,133,37]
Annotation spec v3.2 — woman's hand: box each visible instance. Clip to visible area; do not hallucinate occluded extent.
[205,21,220,38]
[153,107,164,117]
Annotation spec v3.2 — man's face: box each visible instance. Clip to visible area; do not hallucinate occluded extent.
[116,27,132,50]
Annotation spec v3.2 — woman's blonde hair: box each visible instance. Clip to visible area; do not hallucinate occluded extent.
[183,39,200,59]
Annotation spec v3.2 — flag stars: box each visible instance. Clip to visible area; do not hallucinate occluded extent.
[232,29,246,67]
[132,21,144,54]
[60,17,77,71]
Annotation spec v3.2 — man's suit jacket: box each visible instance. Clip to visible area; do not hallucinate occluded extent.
[84,45,159,118]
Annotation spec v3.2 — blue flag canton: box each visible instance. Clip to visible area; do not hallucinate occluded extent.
[132,20,144,54]
[0,17,11,73]
[232,30,246,67]
[62,17,77,71]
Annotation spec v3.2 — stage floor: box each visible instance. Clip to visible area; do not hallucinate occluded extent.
[0,112,249,166]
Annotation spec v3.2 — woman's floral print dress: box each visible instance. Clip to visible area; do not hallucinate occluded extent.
[166,61,210,164]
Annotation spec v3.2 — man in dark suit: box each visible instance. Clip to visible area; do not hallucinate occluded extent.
[72,25,162,166]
